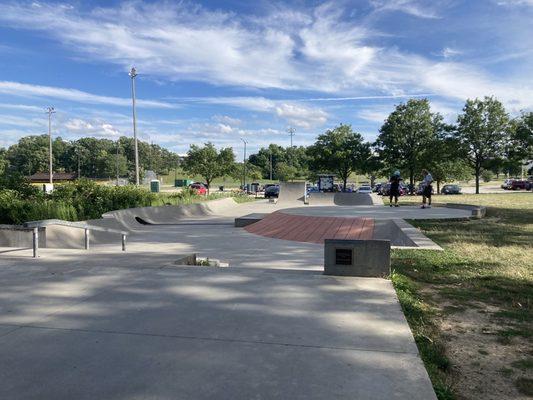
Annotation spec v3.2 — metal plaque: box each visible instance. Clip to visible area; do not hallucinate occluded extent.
[335,248,352,265]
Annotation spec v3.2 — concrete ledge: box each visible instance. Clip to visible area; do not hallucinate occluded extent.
[0,226,46,248]
[234,213,268,227]
[324,239,390,277]
[444,203,486,218]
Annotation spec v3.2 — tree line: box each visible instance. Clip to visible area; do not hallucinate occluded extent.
[1,96,531,194]
[183,96,531,194]
[0,135,181,180]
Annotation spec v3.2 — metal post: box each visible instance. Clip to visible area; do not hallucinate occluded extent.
[32,228,39,258]
[129,67,140,186]
[288,126,295,148]
[121,234,127,251]
[240,138,247,191]
[287,127,295,167]
[46,107,55,185]
[270,151,273,180]
[77,147,81,178]
[116,140,120,186]
[84,228,90,250]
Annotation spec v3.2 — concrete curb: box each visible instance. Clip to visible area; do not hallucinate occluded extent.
[444,203,486,218]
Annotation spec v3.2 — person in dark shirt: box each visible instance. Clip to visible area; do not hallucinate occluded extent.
[389,171,401,207]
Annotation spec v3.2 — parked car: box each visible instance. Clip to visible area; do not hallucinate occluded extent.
[510,180,528,190]
[381,183,406,196]
[501,179,514,190]
[441,184,462,195]
[416,183,434,195]
[357,185,372,194]
[189,183,207,195]
[264,185,279,198]
[307,186,320,194]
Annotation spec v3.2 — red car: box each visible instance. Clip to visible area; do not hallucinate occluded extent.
[189,183,207,195]
[510,180,528,190]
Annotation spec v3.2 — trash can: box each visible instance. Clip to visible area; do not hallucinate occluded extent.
[150,179,160,193]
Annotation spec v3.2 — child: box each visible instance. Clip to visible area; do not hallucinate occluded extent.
[421,169,433,209]
[389,170,401,207]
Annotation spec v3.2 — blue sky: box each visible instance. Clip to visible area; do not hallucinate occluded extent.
[0,0,532,158]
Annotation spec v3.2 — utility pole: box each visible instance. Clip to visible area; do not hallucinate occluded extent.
[241,138,247,190]
[45,107,55,185]
[287,126,295,166]
[77,146,81,178]
[129,67,140,185]
[116,140,120,186]
[269,151,273,181]
[287,126,295,148]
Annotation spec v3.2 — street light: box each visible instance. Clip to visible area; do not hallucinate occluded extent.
[240,138,248,190]
[129,67,140,185]
[287,126,295,166]
[287,126,295,148]
[45,107,55,185]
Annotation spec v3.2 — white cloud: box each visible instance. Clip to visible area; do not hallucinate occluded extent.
[190,96,329,128]
[274,103,328,129]
[496,0,533,6]
[63,118,122,137]
[0,81,177,109]
[441,47,462,59]
[0,0,531,128]
[370,0,441,18]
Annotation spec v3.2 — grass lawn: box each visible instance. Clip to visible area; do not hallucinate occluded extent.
[387,193,533,399]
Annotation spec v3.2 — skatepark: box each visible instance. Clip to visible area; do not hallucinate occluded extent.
[0,182,481,400]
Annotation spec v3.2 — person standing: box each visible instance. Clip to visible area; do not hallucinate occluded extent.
[421,169,433,209]
[389,170,401,207]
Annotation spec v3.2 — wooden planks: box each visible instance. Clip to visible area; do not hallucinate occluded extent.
[244,212,375,244]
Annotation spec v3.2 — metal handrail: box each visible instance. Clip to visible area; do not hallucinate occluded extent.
[12,219,129,258]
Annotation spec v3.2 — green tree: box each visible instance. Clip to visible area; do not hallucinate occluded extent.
[182,143,235,193]
[308,124,370,191]
[0,148,7,176]
[374,98,443,190]
[275,162,298,182]
[456,96,510,194]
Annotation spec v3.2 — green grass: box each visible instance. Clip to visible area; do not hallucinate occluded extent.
[389,193,533,399]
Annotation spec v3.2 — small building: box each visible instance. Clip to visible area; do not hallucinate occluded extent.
[28,172,78,183]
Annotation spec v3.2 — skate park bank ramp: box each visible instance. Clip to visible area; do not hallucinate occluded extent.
[277,182,306,205]
[308,192,376,206]
[94,197,239,232]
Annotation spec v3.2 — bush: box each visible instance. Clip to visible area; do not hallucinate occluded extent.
[481,170,492,183]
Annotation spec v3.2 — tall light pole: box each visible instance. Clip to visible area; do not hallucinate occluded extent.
[240,138,247,190]
[116,139,120,186]
[129,67,140,185]
[287,126,295,166]
[45,107,55,185]
[287,126,295,148]
[269,150,273,181]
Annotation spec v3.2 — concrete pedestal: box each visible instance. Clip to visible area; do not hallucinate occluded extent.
[324,239,391,277]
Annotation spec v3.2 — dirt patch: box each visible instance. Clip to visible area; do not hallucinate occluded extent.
[433,296,532,400]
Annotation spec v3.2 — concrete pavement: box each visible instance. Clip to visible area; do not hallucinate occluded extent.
[0,262,437,400]
[0,195,454,399]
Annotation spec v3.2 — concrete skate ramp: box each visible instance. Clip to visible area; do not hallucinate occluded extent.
[277,182,306,204]
[308,192,374,206]
[93,198,238,232]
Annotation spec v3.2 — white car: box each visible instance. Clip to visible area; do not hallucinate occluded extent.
[357,185,372,194]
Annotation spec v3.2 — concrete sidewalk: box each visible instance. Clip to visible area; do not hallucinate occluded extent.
[0,262,436,400]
